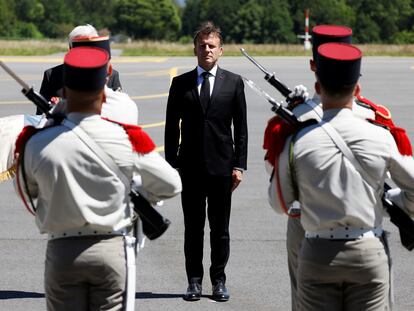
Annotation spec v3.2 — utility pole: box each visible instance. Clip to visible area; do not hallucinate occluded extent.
[297,9,311,50]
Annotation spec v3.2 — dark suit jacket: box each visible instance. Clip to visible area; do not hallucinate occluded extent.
[37,64,122,114]
[165,67,248,176]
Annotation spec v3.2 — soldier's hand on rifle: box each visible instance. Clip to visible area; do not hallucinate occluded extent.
[287,84,309,108]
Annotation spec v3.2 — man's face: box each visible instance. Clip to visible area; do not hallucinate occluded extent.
[194,33,223,71]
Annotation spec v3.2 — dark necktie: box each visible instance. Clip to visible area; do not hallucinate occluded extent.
[200,71,210,109]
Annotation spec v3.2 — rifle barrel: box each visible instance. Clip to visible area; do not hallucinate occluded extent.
[0,61,30,91]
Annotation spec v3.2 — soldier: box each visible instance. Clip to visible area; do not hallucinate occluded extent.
[270,42,414,310]
[14,46,182,310]
[39,24,122,103]
[37,24,136,124]
[264,24,412,310]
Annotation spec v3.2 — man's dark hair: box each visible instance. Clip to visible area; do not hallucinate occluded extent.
[193,21,223,46]
[319,80,357,99]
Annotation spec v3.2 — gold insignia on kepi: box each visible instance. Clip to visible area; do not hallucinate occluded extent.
[0,165,16,182]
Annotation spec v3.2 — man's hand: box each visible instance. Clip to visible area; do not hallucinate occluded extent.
[231,169,243,192]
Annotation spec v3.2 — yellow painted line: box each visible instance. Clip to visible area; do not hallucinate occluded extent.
[0,99,30,105]
[169,67,178,84]
[122,69,170,77]
[0,75,44,82]
[111,57,167,64]
[140,121,165,129]
[155,145,164,153]
[0,56,168,63]
[0,92,168,105]
[130,93,168,100]
[0,57,63,63]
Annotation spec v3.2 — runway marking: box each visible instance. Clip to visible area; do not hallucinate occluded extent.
[130,93,168,100]
[140,121,165,129]
[0,99,31,105]
[169,67,178,84]
[155,146,164,153]
[0,56,168,63]
[122,70,170,77]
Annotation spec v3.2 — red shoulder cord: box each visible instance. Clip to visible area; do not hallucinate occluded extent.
[263,116,299,217]
[14,126,39,216]
[356,95,413,156]
[102,118,156,154]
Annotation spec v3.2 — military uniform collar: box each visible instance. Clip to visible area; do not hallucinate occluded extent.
[322,107,353,121]
[67,112,101,124]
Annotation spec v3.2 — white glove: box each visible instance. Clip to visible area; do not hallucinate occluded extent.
[385,187,403,208]
[287,84,309,102]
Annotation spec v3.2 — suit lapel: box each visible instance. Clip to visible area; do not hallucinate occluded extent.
[190,68,201,107]
[210,67,224,104]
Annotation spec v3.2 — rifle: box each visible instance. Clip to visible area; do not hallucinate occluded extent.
[240,48,292,101]
[243,75,414,251]
[0,61,52,116]
[0,60,170,240]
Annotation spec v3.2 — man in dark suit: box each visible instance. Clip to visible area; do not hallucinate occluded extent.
[37,25,122,114]
[164,21,248,302]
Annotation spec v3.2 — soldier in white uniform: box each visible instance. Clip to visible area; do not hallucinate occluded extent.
[14,47,182,310]
[264,25,413,311]
[269,42,414,310]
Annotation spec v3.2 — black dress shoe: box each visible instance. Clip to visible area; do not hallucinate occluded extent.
[212,281,229,302]
[183,283,202,301]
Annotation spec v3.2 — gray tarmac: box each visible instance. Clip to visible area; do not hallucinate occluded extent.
[0,55,413,311]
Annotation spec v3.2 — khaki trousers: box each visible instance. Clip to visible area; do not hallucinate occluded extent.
[286,217,304,311]
[297,237,389,311]
[45,236,127,311]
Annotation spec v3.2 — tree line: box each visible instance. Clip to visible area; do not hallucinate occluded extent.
[1,0,414,44]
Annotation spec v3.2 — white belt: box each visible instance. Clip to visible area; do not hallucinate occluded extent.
[48,228,128,240]
[305,226,383,240]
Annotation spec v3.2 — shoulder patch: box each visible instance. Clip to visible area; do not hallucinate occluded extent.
[14,126,40,157]
[103,118,156,154]
[356,95,392,120]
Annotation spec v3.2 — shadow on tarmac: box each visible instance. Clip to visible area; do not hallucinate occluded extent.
[0,291,45,299]
[136,292,183,299]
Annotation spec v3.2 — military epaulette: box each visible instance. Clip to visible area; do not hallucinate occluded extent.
[356,95,412,156]
[103,118,156,154]
[14,126,42,157]
[355,95,392,124]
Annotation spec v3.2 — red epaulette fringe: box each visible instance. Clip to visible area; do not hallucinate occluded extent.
[102,118,156,154]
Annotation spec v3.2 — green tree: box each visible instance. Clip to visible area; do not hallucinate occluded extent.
[0,0,16,37]
[348,0,413,43]
[70,0,117,31]
[229,0,264,43]
[114,0,181,40]
[260,0,295,43]
[181,0,202,37]
[36,0,75,38]
[197,0,247,43]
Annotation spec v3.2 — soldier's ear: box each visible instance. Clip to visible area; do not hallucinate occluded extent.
[107,63,113,77]
[310,59,316,72]
[315,81,321,94]
[353,83,361,96]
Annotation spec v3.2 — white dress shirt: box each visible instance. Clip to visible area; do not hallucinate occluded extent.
[196,65,217,96]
